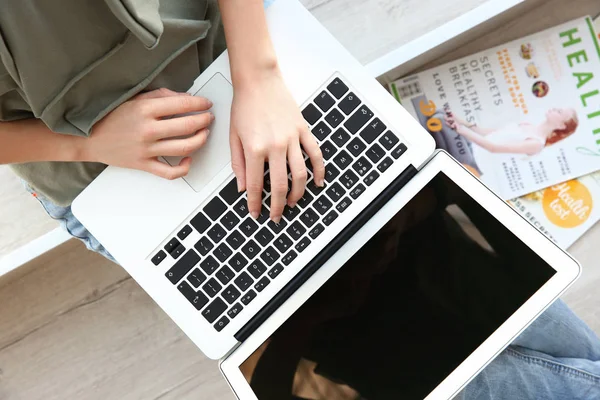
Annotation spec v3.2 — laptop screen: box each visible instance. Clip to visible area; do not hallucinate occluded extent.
[238,172,556,400]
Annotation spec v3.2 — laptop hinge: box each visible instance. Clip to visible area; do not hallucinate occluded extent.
[234,164,419,343]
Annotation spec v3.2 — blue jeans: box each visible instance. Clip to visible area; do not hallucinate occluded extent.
[29,187,600,399]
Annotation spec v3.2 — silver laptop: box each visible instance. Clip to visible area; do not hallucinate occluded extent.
[72,1,581,398]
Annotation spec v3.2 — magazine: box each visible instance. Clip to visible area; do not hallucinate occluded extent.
[391,17,600,201]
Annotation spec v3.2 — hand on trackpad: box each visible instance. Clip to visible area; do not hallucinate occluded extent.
[164,73,233,192]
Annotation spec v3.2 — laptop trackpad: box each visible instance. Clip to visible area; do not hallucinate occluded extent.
[164,73,233,193]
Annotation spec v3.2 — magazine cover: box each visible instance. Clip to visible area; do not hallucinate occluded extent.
[391,17,600,201]
[508,172,600,249]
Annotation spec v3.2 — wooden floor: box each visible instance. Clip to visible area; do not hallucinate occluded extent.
[2,0,600,399]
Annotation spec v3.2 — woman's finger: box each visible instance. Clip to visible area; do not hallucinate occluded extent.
[134,88,189,101]
[245,153,265,220]
[230,131,246,192]
[287,141,307,207]
[301,128,325,187]
[146,95,213,118]
[154,112,214,139]
[146,157,192,180]
[150,129,210,157]
[268,150,289,223]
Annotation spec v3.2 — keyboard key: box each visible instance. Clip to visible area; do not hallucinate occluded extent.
[287,221,307,241]
[200,255,219,275]
[220,212,240,231]
[204,197,227,221]
[331,128,351,147]
[281,250,298,266]
[248,260,267,279]
[202,278,222,298]
[295,237,311,253]
[267,218,287,234]
[255,227,275,246]
[214,316,229,332]
[366,143,386,163]
[325,164,341,183]
[208,224,227,244]
[274,233,293,253]
[314,195,333,215]
[325,108,344,128]
[216,266,235,285]
[241,289,257,305]
[177,225,193,240]
[364,171,380,186]
[257,205,270,224]
[165,250,201,284]
[339,92,361,115]
[242,239,260,260]
[377,157,393,173]
[268,263,284,279]
[233,198,250,218]
[192,233,217,259]
[349,183,366,199]
[222,285,241,304]
[228,253,249,272]
[214,243,232,263]
[327,78,349,99]
[190,212,211,234]
[347,137,366,157]
[309,223,325,239]
[359,118,386,144]
[379,130,399,150]
[340,170,359,190]
[171,244,186,260]
[187,268,206,288]
[333,150,353,170]
[302,104,322,125]
[352,156,372,177]
[203,298,227,323]
[151,250,167,266]
[234,272,254,292]
[307,179,325,196]
[323,210,338,226]
[283,205,301,221]
[320,140,337,161]
[260,246,280,266]
[312,121,332,141]
[344,105,373,134]
[392,143,408,159]
[326,182,345,202]
[296,191,314,209]
[254,277,271,292]
[164,237,181,254]
[226,230,245,250]
[240,217,259,237]
[315,90,335,112]
[228,303,244,319]
[220,178,242,205]
[178,281,208,310]
[300,208,319,228]
[336,197,352,213]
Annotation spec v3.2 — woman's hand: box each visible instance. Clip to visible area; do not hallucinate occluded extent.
[229,70,325,223]
[84,88,214,179]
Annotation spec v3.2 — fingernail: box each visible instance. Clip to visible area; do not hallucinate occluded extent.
[204,129,210,135]
[288,202,296,208]
[317,179,325,187]
[210,113,215,121]
[237,181,243,192]
[208,100,214,107]
[251,211,259,220]
[272,216,281,224]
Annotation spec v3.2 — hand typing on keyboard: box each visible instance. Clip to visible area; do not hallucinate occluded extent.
[229,70,325,224]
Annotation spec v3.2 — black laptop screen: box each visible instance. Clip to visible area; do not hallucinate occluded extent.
[238,172,556,400]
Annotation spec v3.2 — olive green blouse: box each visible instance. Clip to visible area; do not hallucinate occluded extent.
[0,0,225,206]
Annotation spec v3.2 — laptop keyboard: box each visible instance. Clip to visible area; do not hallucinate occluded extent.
[151,76,408,333]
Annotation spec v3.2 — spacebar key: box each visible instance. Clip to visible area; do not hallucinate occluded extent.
[165,249,201,284]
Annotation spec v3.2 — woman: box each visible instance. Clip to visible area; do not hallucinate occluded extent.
[446,108,579,155]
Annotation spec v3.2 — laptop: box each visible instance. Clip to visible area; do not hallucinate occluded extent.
[71,1,581,398]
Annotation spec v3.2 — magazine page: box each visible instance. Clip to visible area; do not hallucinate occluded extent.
[392,17,600,201]
[508,172,600,249]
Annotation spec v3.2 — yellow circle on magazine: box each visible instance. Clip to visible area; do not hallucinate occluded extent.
[542,180,592,228]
